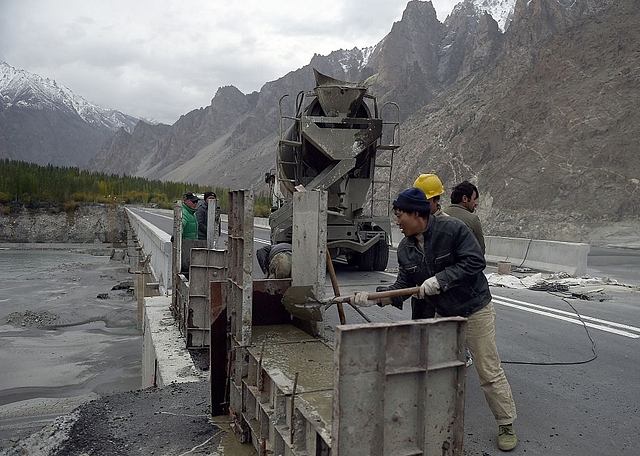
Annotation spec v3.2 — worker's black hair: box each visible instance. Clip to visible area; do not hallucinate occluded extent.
[450,181,478,204]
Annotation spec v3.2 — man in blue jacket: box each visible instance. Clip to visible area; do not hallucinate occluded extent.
[352,187,518,451]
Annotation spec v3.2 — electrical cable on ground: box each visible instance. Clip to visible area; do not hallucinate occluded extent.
[515,238,533,269]
[501,291,598,366]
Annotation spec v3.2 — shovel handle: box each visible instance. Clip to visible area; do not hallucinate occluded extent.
[332,286,421,303]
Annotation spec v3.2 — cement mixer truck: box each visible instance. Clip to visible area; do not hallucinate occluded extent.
[267,69,400,271]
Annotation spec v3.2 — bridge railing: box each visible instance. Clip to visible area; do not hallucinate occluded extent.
[125,208,172,294]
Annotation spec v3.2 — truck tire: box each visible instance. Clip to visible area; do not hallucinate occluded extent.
[357,239,389,271]
[357,247,375,271]
[372,240,389,271]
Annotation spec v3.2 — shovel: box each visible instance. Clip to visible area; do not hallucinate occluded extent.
[282,285,421,321]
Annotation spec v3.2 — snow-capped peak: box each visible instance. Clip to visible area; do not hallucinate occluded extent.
[0,61,137,132]
[471,0,517,31]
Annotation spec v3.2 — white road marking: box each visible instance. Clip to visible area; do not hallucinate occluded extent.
[492,295,640,339]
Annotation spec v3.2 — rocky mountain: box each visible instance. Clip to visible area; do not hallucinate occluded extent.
[0,62,139,167]
[7,0,640,243]
[395,0,637,243]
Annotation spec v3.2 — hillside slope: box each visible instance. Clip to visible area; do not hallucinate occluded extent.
[396,0,639,241]
[89,0,639,243]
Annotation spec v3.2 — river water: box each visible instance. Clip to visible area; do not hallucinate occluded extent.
[0,248,110,281]
[0,247,142,448]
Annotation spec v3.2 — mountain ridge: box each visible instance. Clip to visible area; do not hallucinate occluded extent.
[4,0,639,244]
[0,61,139,166]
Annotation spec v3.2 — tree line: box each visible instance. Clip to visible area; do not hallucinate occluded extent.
[0,159,272,216]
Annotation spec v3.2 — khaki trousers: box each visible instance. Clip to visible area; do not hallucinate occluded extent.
[466,301,517,425]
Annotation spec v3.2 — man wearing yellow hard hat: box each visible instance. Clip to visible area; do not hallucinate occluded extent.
[413,173,446,215]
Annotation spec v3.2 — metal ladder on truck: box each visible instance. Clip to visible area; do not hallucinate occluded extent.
[370,101,401,224]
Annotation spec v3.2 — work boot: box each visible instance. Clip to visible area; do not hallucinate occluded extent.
[498,424,517,451]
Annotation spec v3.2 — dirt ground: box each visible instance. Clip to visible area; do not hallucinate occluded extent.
[3,382,250,456]
[0,247,257,456]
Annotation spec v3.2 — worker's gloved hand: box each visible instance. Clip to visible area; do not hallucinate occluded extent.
[351,291,377,307]
[419,276,441,298]
[375,286,392,307]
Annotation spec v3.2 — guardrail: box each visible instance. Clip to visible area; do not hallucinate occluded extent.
[125,208,172,294]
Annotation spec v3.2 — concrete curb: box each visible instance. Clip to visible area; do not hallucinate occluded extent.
[141,296,207,388]
[485,236,589,276]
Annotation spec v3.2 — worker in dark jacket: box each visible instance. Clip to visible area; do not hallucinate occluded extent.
[256,243,292,278]
[352,187,518,452]
[196,191,221,240]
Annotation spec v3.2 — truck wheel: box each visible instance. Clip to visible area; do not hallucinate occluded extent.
[357,248,375,271]
[372,240,389,271]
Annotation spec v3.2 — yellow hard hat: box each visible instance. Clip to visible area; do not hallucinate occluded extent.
[413,174,445,199]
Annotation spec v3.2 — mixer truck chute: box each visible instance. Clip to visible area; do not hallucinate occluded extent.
[268,69,400,271]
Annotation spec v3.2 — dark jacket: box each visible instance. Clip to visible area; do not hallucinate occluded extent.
[195,200,208,240]
[385,214,491,317]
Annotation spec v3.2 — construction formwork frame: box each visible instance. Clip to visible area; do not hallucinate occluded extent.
[233,318,467,456]
[171,201,182,319]
[171,199,219,348]
[332,318,467,455]
[227,189,255,441]
[222,189,468,455]
[184,248,226,347]
[291,190,328,337]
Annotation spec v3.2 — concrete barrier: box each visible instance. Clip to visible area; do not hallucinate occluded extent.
[391,227,589,276]
[485,236,590,276]
[126,208,172,294]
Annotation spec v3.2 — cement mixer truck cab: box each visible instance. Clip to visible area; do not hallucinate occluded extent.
[268,69,400,271]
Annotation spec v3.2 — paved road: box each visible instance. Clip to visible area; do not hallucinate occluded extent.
[131,207,640,455]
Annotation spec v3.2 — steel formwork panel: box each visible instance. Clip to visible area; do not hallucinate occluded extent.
[332,318,467,456]
[227,189,255,443]
[291,190,327,337]
[236,318,466,456]
[185,248,226,347]
[171,201,181,317]
[227,190,254,346]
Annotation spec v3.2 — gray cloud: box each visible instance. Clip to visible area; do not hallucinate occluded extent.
[0,0,458,124]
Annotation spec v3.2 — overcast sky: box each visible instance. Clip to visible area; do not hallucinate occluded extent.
[0,0,459,125]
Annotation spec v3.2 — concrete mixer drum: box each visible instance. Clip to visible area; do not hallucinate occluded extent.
[269,69,400,271]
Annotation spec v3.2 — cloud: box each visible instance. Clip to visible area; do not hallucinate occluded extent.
[0,0,458,124]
